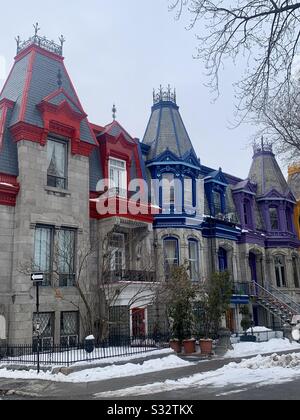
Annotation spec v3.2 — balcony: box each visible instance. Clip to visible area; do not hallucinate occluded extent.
[107,270,157,284]
[231,282,251,305]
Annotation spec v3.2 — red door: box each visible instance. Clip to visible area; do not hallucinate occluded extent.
[132,308,146,337]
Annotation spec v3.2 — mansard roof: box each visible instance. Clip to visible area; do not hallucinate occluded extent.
[248,143,291,198]
[0,38,97,175]
[143,88,199,164]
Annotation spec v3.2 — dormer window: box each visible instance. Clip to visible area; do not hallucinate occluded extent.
[286,208,293,232]
[243,199,252,227]
[47,138,67,189]
[162,173,175,206]
[269,207,279,230]
[213,190,223,216]
[109,158,127,198]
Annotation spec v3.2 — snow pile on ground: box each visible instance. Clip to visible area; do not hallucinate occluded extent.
[0,354,191,383]
[246,326,272,333]
[95,352,300,398]
[225,338,300,359]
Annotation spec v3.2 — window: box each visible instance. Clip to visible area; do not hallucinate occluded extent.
[164,237,179,276]
[275,256,286,288]
[213,190,223,215]
[218,247,228,272]
[60,312,79,347]
[184,177,193,209]
[243,200,252,227]
[33,312,54,350]
[47,138,67,189]
[34,226,53,286]
[109,158,127,198]
[162,173,175,206]
[34,226,76,288]
[109,233,125,273]
[293,257,300,288]
[269,207,279,230]
[57,229,76,287]
[286,208,293,232]
[189,239,199,282]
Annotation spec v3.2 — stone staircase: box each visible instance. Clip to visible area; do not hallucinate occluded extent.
[251,282,300,325]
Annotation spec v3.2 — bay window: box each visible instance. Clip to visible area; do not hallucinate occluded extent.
[188,239,199,282]
[164,237,179,276]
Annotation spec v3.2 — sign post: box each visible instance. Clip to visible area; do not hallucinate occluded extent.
[31,273,44,374]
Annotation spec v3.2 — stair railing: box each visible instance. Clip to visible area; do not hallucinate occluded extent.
[263,281,300,314]
[250,281,298,317]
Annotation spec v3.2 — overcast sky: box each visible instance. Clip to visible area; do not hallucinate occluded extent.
[0,0,284,180]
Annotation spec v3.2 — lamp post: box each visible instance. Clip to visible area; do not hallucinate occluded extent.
[31,273,44,374]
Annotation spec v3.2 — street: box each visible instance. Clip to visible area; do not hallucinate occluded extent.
[1,349,300,401]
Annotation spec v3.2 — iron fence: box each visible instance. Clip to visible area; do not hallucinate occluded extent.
[0,334,170,368]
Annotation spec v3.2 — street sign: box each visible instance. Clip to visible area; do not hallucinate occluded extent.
[31,273,44,283]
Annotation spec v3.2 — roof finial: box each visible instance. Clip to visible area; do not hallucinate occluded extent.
[59,35,66,53]
[33,22,41,38]
[112,104,117,121]
[15,35,21,53]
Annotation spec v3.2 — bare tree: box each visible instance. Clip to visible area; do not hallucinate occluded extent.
[20,228,160,342]
[254,79,300,162]
[169,1,300,120]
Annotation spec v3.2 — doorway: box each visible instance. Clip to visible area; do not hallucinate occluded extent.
[132,308,146,338]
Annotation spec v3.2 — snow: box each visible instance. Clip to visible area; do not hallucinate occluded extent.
[0,354,191,383]
[2,346,172,368]
[95,352,300,398]
[85,335,95,340]
[246,327,272,333]
[225,338,300,359]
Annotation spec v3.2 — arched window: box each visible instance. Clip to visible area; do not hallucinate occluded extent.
[269,207,279,230]
[275,256,286,288]
[162,173,175,206]
[292,256,300,289]
[164,237,179,276]
[188,239,200,282]
[218,247,228,272]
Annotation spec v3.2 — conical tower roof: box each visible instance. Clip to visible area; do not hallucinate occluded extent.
[143,86,199,163]
[248,141,291,197]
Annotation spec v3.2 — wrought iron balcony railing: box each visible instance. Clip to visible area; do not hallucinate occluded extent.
[107,270,157,283]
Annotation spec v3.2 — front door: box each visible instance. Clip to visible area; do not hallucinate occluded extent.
[132,308,146,337]
[249,252,258,295]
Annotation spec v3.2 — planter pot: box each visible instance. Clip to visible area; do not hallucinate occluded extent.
[183,339,196,354]
[169,339,182,353]
[199,339,213,355]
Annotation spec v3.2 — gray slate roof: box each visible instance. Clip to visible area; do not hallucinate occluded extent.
[248,150,290,197]
[143,101,197,161]
[0,47,96,176]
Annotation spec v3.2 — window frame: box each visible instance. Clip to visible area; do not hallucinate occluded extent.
[47,137,68,190]
[108,157,127,198]
[274,255,287,288]
[269,206,280,231]
[188,239,200,283]
[163,237,179,276]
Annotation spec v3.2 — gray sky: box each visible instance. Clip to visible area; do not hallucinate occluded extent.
[0,0,280,180]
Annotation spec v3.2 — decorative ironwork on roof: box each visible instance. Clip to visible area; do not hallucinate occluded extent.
[15,23,65,56]
[153,85,177,105]
[253,137,273,155]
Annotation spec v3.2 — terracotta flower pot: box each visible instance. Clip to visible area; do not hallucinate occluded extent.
[199,339,213,355]
[169,339,182,353]
[183,339,196,354]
